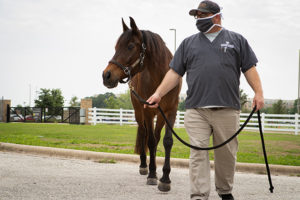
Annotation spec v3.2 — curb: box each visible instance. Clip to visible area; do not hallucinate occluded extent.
[1,142,299,176]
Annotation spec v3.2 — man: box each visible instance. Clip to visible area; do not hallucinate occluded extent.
[145,1,264,200]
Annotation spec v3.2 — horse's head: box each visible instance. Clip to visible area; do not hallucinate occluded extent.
[103,17,146,88]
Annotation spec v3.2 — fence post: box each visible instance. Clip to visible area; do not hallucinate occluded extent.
[295,113,299,135]
[261,113,265,132]
[6,104,10,123]
[120,108,123,126]
[61,107,64,123]
[24,107,27,122]
[92,107,97,126]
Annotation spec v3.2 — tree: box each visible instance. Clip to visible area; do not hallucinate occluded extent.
[50,89,64,108]
[87,91,133,109]
[240,89,250,112]
[35,89,52,108]
[69,96,80,107]
[271,99,287,114]
[289,98,300,114]
[117,90,133,109]
[88,92,115,108]
[296,98,300,114]
[15,104,23,109]
[35,88,64,115]
[239,89,248,108]
[260,107,273,114]
[104,95,119,109]
[178,100,185,111]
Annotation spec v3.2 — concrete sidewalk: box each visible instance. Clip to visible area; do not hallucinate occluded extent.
[0,142,299,176]
[0,151,300,200]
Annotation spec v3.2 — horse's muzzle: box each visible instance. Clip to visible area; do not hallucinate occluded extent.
[102,71,118,88]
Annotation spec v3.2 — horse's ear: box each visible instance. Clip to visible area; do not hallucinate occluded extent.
[129,17,138,30]
[129,17,141,37]
[122,18,129,32]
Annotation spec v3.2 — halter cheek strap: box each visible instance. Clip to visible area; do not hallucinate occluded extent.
[108,60,132,83]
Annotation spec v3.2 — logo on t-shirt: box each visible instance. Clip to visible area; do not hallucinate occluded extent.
[221,41,234,53]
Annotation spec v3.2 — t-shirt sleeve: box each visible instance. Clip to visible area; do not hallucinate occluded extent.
[169,40,186,77]
[240,36,258,73]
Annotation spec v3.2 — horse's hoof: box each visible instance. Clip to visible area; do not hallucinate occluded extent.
[147,178,158,185]
[139,167,148,175]
[158,181,171,192]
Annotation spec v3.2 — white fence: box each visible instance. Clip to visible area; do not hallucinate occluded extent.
[89,108,300,135]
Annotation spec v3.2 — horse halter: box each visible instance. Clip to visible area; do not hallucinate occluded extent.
[109,32,146,84]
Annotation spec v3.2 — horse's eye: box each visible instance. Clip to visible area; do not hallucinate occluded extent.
[128,44,134,50]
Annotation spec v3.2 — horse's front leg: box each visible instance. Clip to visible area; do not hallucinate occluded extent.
[158,112,175,192]
[135,122,148,175]
[145,113,166,186]
[145,117,158,185]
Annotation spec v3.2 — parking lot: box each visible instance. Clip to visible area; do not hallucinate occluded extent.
[0,151,299,200]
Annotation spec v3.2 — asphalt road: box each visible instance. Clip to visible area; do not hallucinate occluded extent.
[0,151,299,200]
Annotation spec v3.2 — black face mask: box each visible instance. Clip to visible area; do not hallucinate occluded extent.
[196,17,214,33]
[195,13,221,33]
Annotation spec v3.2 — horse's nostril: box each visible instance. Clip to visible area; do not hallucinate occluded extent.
[104,70,111,80]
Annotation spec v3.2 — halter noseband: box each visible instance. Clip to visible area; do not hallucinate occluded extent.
[109,32,146,84]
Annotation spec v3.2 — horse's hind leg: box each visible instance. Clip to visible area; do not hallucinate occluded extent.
[158,111,175,192]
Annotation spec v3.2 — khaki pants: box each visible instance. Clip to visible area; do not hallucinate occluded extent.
[184,108,240,200]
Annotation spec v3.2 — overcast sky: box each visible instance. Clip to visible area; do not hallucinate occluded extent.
[1,0,300,106]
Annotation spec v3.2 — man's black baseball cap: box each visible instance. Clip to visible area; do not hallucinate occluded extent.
[189,1,221,16]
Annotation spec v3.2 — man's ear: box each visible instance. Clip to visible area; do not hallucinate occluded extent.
[214,14,221,23]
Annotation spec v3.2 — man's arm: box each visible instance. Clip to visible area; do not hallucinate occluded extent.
[144,68,181,108]
[244,66,264,111]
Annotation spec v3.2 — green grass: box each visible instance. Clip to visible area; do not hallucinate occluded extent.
[0,123,299,166]
[98,159,117,164]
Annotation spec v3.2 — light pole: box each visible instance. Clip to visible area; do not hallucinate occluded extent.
[169,28,176,54]
[298,50,300,113]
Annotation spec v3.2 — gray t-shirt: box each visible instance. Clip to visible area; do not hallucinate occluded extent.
[204,29,221,42]
[170,28,258,110]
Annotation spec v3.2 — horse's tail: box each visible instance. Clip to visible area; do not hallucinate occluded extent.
[134,123,149,154]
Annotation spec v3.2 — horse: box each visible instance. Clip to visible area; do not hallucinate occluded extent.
[102,17,181,192]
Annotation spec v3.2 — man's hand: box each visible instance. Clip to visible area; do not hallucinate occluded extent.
[252,93,264,111]
[144,93,161,109]
[143,69,181,109]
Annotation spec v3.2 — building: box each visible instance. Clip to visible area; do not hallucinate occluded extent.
[0,99,11,122]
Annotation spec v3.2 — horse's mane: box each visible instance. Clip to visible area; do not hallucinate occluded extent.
[142,31,167,54]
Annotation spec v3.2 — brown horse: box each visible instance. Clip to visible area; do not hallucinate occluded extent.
[102,17,181,192]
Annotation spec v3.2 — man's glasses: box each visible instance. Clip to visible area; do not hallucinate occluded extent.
[194,12,213,19]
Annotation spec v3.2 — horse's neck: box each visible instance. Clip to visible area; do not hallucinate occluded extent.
[132,66,165,96]
[132,44,171,97]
